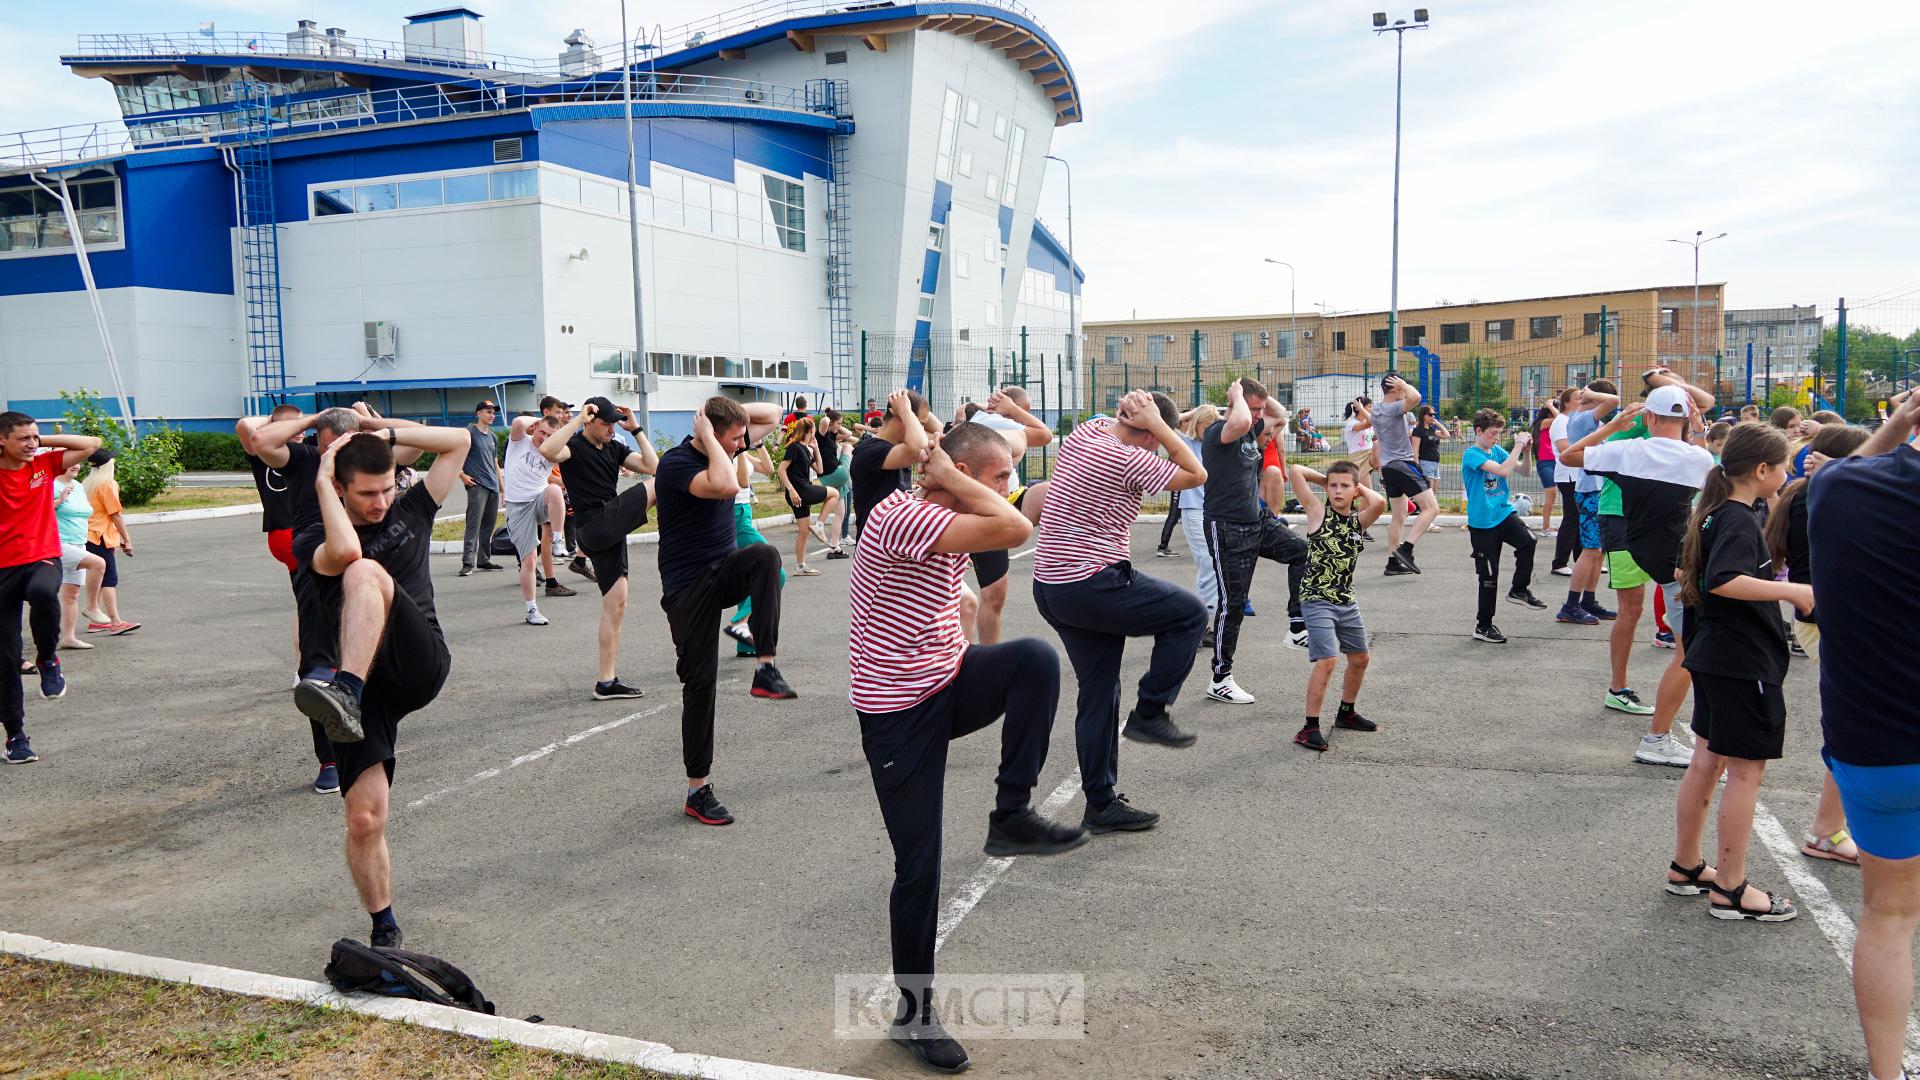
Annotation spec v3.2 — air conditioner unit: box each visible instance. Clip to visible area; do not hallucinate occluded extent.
[743,87,765,102]
[1163,334,1176,343]
[1302,329,1315,339]
[1122,336,1133,344]
[615,375,637,392]
[1259,331,1271,346]
[363,321,398,359]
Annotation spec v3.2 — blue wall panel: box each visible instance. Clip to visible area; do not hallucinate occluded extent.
[0,155,233,297]
[541,118,830,185]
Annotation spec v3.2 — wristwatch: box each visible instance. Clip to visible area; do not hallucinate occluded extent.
[387,427,397,446]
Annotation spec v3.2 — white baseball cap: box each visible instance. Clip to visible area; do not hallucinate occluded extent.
[1646,384,1691,418]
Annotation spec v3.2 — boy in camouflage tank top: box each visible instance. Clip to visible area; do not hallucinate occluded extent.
[1287,461,1387,752]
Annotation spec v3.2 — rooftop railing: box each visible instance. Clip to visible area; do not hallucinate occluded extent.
[0,73,826,171]
[658,0,1048,52]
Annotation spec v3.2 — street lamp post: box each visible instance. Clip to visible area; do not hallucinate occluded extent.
[1045,154,1076,413]
[1263,258,1297,391]
[620,2,656,429]
[1373,9,1429,373]
[1666,229,1726,389]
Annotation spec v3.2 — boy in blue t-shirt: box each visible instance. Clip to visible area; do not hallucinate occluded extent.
[1462,408,1546,643]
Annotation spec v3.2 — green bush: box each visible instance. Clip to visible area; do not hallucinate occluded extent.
[177,430,249,471]
[58,389,184,506]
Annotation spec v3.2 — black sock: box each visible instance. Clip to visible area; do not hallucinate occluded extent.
[332,670,365,703]
[1337,700,1356,716]
[370,905,397,932]
[1566,590,1580,607]
[1581,591,1596,605]
[1302,716,1320,729]
[1289,618,1306,633]
[545,577,559,587]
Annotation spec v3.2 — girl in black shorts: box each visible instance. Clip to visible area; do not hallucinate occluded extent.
[780,417,841,576]
[1666,423,1809,923]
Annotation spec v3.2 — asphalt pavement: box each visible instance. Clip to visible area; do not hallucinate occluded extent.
[1,512,1886,1079]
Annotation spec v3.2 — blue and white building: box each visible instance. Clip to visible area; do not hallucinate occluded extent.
[0,2,1085,434]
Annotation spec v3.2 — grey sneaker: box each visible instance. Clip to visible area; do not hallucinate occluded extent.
[1634,732,1693,768]
[294,680,365,745]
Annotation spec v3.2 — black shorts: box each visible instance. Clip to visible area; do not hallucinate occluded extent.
[786,483,829,518]
[1599,513,1628,553]
[1688,671,1786,761]
[336,584,452,797]
[575,486,651,595]
[973,548,1010,589]
[1380,460,1431,498]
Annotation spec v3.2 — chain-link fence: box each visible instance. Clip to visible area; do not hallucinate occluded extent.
[855,293,1920,505]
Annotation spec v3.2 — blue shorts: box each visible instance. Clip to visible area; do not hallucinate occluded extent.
[1575,491,1602,551]
[1536,460,1556,489]
[1826,752,1920,860]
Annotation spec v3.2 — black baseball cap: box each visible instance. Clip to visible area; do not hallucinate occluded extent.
[475,399,499,412]
[539,394,573,411]
[582,395,621,420]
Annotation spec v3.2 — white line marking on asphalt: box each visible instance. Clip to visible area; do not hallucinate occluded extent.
[405,703,670,811]
[1009,545,1036,560]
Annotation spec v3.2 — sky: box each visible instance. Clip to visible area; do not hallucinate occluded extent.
[6,0,1918,328]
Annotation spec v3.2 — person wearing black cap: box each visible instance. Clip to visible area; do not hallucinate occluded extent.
[458,400,507,577]
[654,395,795,826]
[540,397,658,700]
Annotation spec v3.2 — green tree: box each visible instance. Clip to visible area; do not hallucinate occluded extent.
[58,389,183,506]
[1442,356,1508,419]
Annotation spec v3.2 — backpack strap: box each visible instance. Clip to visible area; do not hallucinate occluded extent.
[381,947,496,1015]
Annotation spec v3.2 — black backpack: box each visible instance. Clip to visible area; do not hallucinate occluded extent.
[324,939,496,1014]
[490,526,517,557]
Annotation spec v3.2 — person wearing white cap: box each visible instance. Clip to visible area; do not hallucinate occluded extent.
[1562,381,1715,769]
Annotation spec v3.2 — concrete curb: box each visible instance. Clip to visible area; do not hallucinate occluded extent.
[427,513,798,555]
[124,503,263,525]
[0,930,868,1080]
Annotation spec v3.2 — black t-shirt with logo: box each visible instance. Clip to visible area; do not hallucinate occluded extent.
[305,483,445,639]
[246,448,304,533]
[1200,417,1266,525]
[556,432,629,518]
[850,434,910,531]
[276,441,323,538]
[1681,500,1787,685]
[816,427,842,475]
[654,438,737,596]
[1413,422,1443,463]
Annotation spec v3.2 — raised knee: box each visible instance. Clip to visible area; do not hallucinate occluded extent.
[344,558,393,596]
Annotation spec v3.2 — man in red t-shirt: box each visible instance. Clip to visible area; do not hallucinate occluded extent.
[847,423,1086,1074]
[1,411,102,762]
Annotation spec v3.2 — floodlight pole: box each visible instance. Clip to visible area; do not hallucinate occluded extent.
[621,1,653,430]
[1373,11,1428,373]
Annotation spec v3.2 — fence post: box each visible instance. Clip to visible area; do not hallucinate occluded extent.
[1837,297,1848,416]
[859,330,867,406]
[1765,346,1772,404]
[1745,342,1753,405]
[1089,351,1098,416]
[1019,325,1029,391]
[987,347,995,394]
[1190,329,1202,406]
[1056,351,1064,434]
[1713,352,1722,410]
[1038,351,1049,478]
[1597,304,1608,378]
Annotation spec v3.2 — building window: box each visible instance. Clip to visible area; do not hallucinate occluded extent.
[1196,335,1207,362]
[957,149,974,178]
[1105,336,1123,365]
[983,236,997,264]
[1566,364,1591,387]
[1528,316,1562,340]
[964,98,980,126]
[1581,312,1619,336]
[1001,125,1027,204]
[992,113,1008,140]
[1230,331,1250,360]
[1765,324,1777,339]
[1660,307,1680,332]
[1332,330,1346,352]
[1520,365,1549,401]
[955,251,970,279]
[1276,329,1295,359]
[1440,322,1469,345]
[928,223,944,250]
[1147,335,1165,363]
[1370,328,1390,350]
[918,293,936,319]
[762,175,807,252]
[985,174,1001,200]
[0,172,122,255]
[1401,324,1426,347]
[1485,319,1514,342]
[443,172,488,205]
[1804,323,1817,338]
[490,168,536,200]
[935,89,961,182]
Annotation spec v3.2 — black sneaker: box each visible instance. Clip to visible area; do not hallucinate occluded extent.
[457,566,474,577]
[1083,793,1160,834]
[1200,631,1215,651]
[825,548,851,560]
[984,807,1090,857]
[1384,556,1416,576]
[544,580,578,597]
[1396,543,1421,574]
[1473,623,1508,644]
[371,924,403,949]
[1333,710,1378,732]
[685,784,735,825]
[593,678,644,700]
[1360,530,1376,543]
[569,556,597,582]
[890,1016,971,1074]
[1293,725,1329,752]
[476,561,506,572]
[294,679,365,744]
[1122,707,1197,748]
[1506,590,1547,610]
[751,664,797,700]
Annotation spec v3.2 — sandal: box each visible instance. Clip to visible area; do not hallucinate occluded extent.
[1665,860,1716,897]
[1707,878,1798,922]
[108,621,141,635]
[1802,828,1860,866]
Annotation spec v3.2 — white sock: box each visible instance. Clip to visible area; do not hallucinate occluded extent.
[526,600,538,613]
[1868,1072,1906,1080]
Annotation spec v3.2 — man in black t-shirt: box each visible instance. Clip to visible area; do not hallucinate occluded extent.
[290,421,471,951]
[540,397,660,701]
[1199,378,1307,706]
[241,403,426,794]
[849,389,933,540]
[654,396,793,827]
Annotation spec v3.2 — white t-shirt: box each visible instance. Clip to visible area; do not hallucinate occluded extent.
[967,411,1028,456]
[1343,418,1374,455]
[733,452,767,506]
[1549,414,1574,484]
[502,434,549,503]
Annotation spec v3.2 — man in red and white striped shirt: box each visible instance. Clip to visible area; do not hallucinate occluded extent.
[1032,390,1208,835]
[849,421,1087,1075]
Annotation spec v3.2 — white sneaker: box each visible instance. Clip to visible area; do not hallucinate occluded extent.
[525,609,549,626]
[1285,628,1309,650]
[809,519,830,544]
[1207,676,1255,704]
[795,564,821,576]
[1633,732,1692,768]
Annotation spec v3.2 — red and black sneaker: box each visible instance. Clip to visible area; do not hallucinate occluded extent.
[751,664,797,700]
[1293,725,1329,752]
[1333,710,1378,732]
[685,784,735,826]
